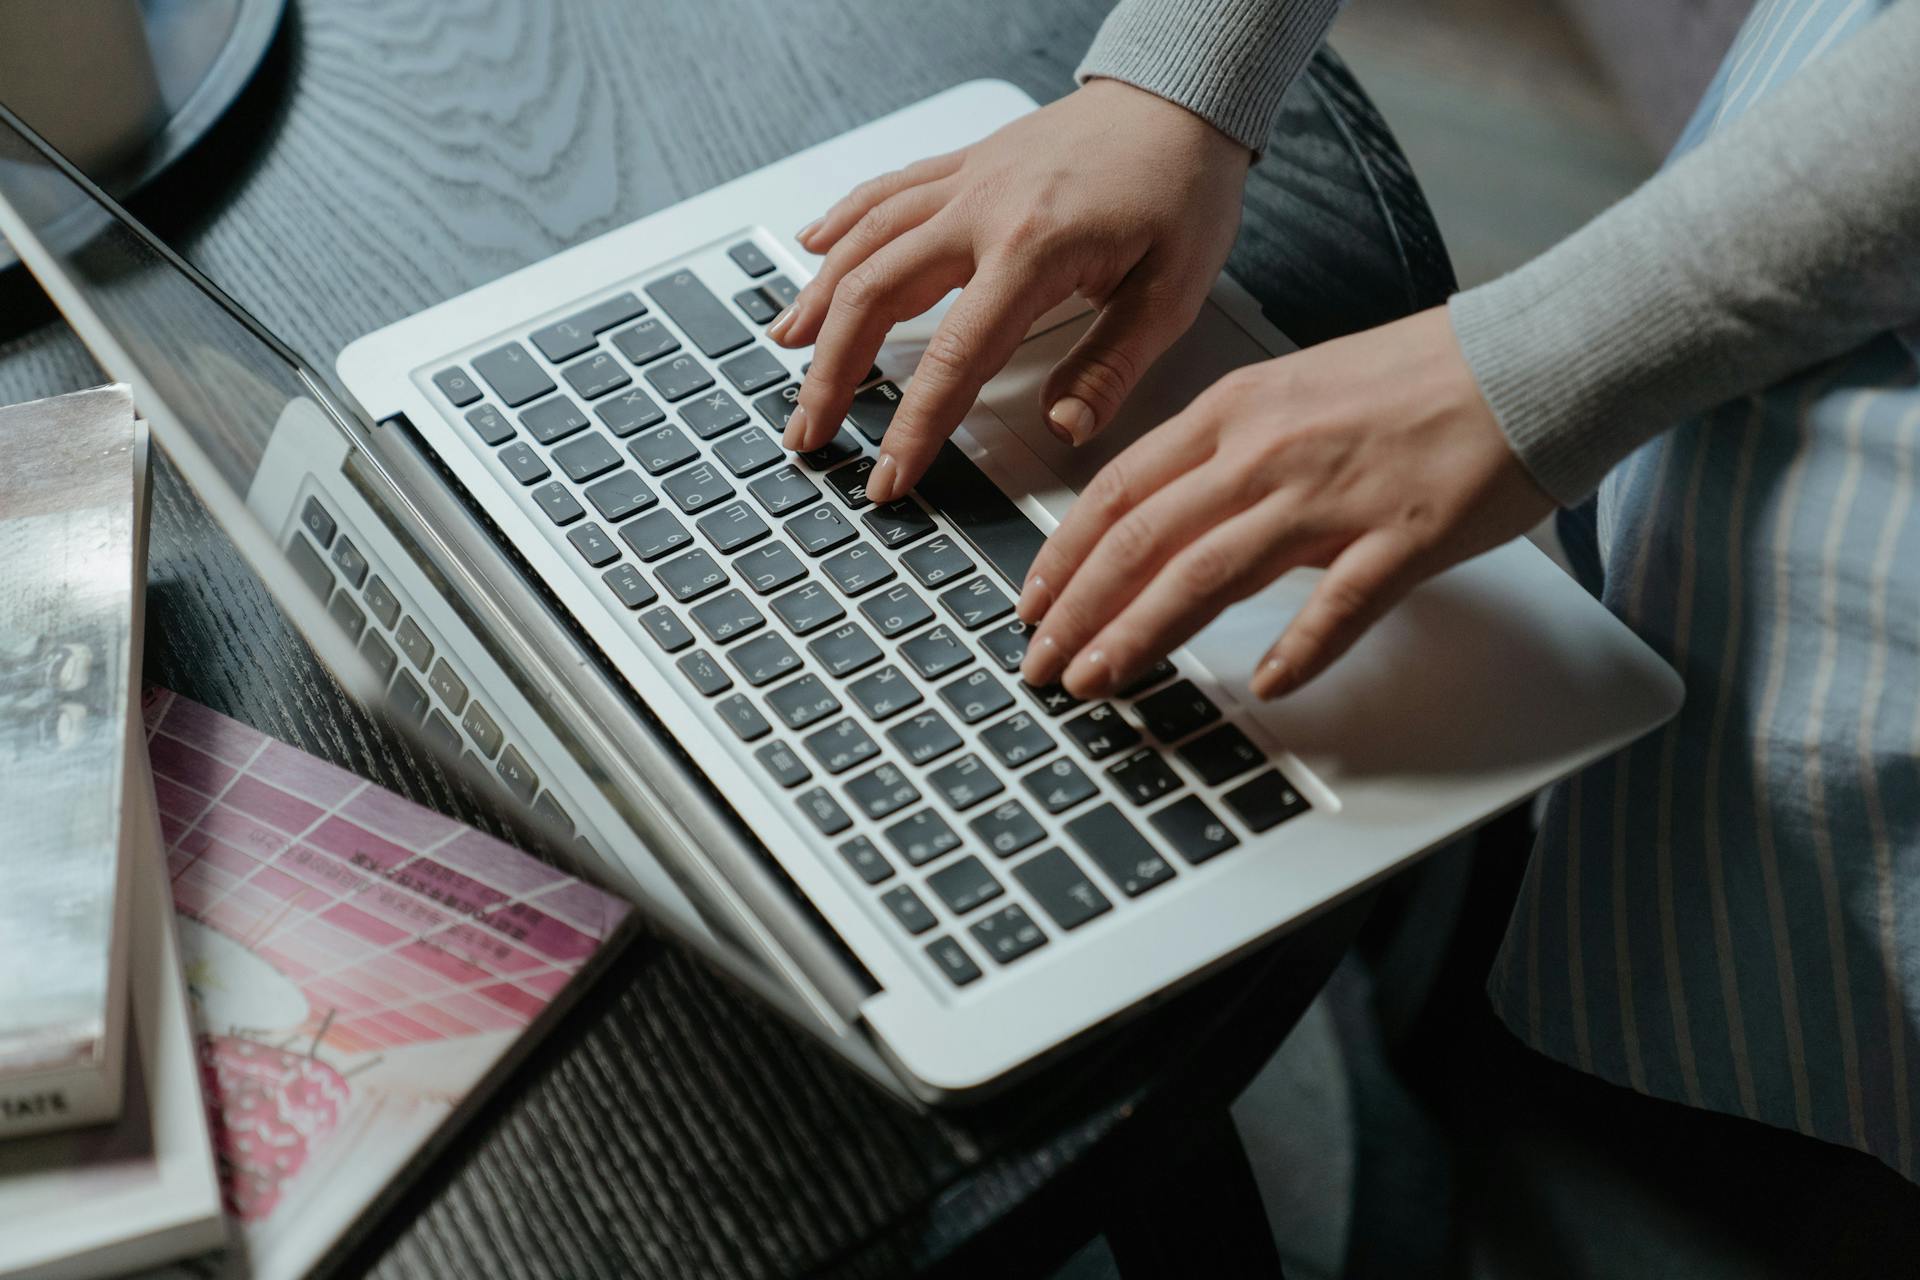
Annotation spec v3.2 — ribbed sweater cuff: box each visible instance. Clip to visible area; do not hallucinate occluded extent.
[1075,0,1343,154]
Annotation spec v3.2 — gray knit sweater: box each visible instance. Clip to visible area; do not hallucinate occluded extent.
[1077,0,1920,506]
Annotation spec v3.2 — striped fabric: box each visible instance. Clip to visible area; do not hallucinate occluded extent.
[1488,0,1920,1179]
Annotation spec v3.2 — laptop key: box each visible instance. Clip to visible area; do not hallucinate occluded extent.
[803,717,880,774]
[753,381,801,431]
[562,350,631,400]
[597,387,666,436]
[585,470,657,522]
[836,834,894,885]
[926,936,983,986]
[638,606,694,653]
[300,497,337,548]
[1151,795,1240,864]
[331,536,369,587]
[970,904,1047,964]
[914,441,1049,590]
[820,541,894,596]
[696,501,770,554]
[602,562,658,609]
[928,855,1003,914]
[737,542,808,595]
[432,366,483,406]
[981,711,1054,768]
[939,668,1013,724]
[681,388,751,440]
[689,588,765,643]
[497,745,539,803]
[1135,680,1221,742]
[1014,848,1113,931]
[630,424,699,475]
[760,274,800,310]
[676,649,733,696]
[1024,681,1084,718]
[287,533,333,599]
[473,342,554,406]
[799,785,856,836]
[823,457,875,507]
[765,673,840,730]
[808,622,883,678]
[552,432,622,483]
[769,581,845,635]
[713,426,784,476]
[845,763,920,820]
[757,740,813,789]
[729,632,802,686]
[887,708,963,766]
[733,286,779,324]
[656,548,728,602]
[1223,770,1311,832]
[462,701,504,758]
[787,504,857,555]
[1178,724,1265,786]
[664,462,735,514]
[978,620,1030,672]
[1117,659,1180,698]
[428,658,470,712]
[859,582,933,639]
[1063,703,1142,760]
[530,481,585,526]
[1065,803,1176,898]
[902,534,974,588]
[939,575,1014,630]
[611,317,681,365]
[620,508,692,561]
[899,624,973,681]
[395,618,434,671]
[1106,747,1182,806]
[464,402,515,445]
[847,664,922,720]
[718,693,773,742]
[646,270,753,357]
[359,631,399,685]
[390,671,430,725]
[423,708,461,755]
[803,430,865,472]
[364,576,401,629]
[719,346,789,395]
[531,291,647,362]
[970,799,1045,858]
[520,395,590,445]
[881,884,937,935]
[862,499,936,549]
[748,464,820,516]
[645,354,715,402]
[1023,756,1098,814]
[847,379,902,444]
[926,753,1004,810]
[566,522,620,568]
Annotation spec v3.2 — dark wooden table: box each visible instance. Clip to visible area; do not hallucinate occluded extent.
[0,3,1453,1275]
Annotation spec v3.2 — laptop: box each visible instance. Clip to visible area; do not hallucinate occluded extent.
[0,81,1681,1103]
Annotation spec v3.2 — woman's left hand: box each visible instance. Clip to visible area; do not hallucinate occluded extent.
[1015,307,1557,700]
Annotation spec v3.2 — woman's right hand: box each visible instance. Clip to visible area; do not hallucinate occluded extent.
[772,78,1255,504]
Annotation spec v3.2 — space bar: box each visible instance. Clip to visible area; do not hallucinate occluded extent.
[914,443,1049,589]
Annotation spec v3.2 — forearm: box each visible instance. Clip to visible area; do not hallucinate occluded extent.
[1075,0,1345,153]
[1450,0,1920,506]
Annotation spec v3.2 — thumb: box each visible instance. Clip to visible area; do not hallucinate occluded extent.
[1041,274,1196,446]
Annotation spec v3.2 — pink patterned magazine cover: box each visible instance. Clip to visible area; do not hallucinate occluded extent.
[139,688,632,1280]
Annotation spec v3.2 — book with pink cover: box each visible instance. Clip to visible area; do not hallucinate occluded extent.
[139,688,634,1280]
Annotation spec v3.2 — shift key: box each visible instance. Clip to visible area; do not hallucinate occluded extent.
[645,270,751,358]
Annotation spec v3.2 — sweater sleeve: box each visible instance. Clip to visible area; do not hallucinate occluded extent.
[1449,0,1920,507]
[1075,0,1345,153]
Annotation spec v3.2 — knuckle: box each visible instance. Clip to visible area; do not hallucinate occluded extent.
[1103,510,1160,567]
[850,202,897,247]
[916,329,974,386]
[837,264,889,312]
[1083,462,1136,525]
[1177,541,1240,597]
[1316,578,1374,631]
[1070,344,1143,409]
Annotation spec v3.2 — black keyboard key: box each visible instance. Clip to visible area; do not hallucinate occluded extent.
[331,536,369,588]
[748,464,819,516]
[676,648,734,696]
[738,542,808,595]
[620,508,693,561]
[719,347,789,394]
[696,501,770,553]
[753,381,802,432]
[611,317,681,365]
[914,441,1049,590]
[928,855,1003,914]
[769,581,845,635]
[428,657,470,711]
[1106,747,1182,806]
[497,745,539,804]
[562,350,631,400]
[656,548,728,602]
[597,387,666,436]
[981,711,1054,768]
[681,387,751,440]
[646,270,753,357]
[1135,680,1222,742]
[585,470,657,522]
[926,936,982,987]
[847,380,902,444]
[728,239,776,277]
[531,480,586,525]
[729,632,802,686]
[663,462,735,515]
[359,631,399,685]
[552,432,622,483]
[1024,756,1099,814]
[845,763,919,820]
[797,785,853,835]
[630,424,699,475]
[1223,770,1311,832]
[1178,724,1265,786]
[760,274,800,310]
[520,395,590,445]
[566,522,620,567]
[1065,803,1176,898]
[847,664,922,720]
[462,701,504,758]
[1151,795,1240,864]
[299,497,337,549]
[786,503,857,555]
[803,429,864,471]
[859,582,933,638]
[472,342,553,406]
[901,534,974,588]
[886,708,963,766]
[882,884,937,936]
[689,588,765,643]
[939,668,1013,724]
[823,456,875,507]
[970,904,1047,964]
[713,426,784,476]
[1117,659,1180,698]
[757,740,813,789]
[804,718,881,774]
[970,800,1045,858]
[1024,681,1084,717]
[639,606,695,653]
[766,674,841,730]
[432,366,483,406]
[862,499,936,549]
[424,708,461,755]
[820,541,894,596]
[364,576,402,629]
[808,623,883,678]
[836,834,893,884]
[603,562,658,609]
[1014,848,1113,931]
[718,692,772,741]
[1063,703,1142,760]
[531,292,647,362]
[899,624,973,681]
[390,671,430,725]
[939,575,1014,630]
[645,354,715,402]
[927,753,1004,810]
[395,618,434,671]
[733,286,780,324]
[532,791,575,836]
[464,402,515,445]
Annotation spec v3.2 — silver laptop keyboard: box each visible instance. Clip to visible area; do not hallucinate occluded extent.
[407,236,1311,990]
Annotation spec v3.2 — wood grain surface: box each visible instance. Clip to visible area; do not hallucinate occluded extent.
[0,3,1453,1275]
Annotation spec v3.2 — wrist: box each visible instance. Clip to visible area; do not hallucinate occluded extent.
[1078,76,1257,167]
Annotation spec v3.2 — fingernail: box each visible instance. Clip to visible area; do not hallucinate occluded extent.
[1047,396,1096,446]
[867,453,898,503]
[1255,657,1293,700]
[782,403,808,451]
[1020,632,1059,684]
[796,217,824,248]
[1016,575,1052,622]
[1066,648,1111,697]
[768,305,797,343]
